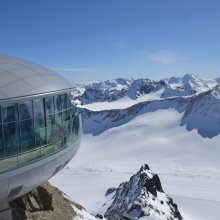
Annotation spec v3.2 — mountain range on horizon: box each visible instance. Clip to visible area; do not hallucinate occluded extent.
[72,73,220,138]
[72,73,219,103]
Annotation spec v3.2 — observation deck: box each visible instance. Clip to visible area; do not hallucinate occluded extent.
[0,55,82,219]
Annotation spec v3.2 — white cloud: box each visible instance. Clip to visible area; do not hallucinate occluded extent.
[138,50,186,65]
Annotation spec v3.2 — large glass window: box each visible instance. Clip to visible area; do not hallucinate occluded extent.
[3,121,19,156]
[35,127,46,147]
[62,93,68,110]
[2,104,19,156]
[46,114,55,144]
[0,124,4,157]
[33,99,45,129]
[45,96,55,144]
[19,101,33,120]
[19,101,34,152]
[72,113,80,137]
[67,94,72,108]
[55,94,62,112]
[62,110,67,122]
[33,99,46,146]
[45,96,54,115]
[20,119,35,152]
[0,105,2,123]
[2,104,18,123]
[0,92,82,174]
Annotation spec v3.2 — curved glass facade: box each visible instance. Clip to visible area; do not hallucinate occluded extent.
[0,93,82,174]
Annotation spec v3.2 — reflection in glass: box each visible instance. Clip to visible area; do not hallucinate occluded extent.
[2,104,18,123]
[0,105,2,123]
[67,93,72,108]
[20,119,35,152]
[33,99,46,146]
[55,112,62,126]
[19,101,33,120]
[72,113,80,137]
[33,99,44,119]
[0,125,4,157]
[35,127,46,147]
[45,96,54,115]
[46,115,55,144]
[33,99,45,129]
[46,114,55,127]
[3,122,19,156]
[0,93,82,174]
[62,110,67,122]
[55,94,62,112]
[63,93,68,110]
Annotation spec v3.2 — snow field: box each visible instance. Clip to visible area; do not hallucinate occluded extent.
[51,108,220,219]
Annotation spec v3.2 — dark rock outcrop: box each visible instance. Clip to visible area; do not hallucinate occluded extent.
[102,164,183,220]
[10,182,74,220]
[9,182,97,220]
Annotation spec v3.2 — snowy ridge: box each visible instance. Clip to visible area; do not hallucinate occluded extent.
[102,164,183,220]
[81,89,220,138]
[72,74,211,106]
[72,203,105,220]
[181,86,220,138]
[162,74,210,98]
[76,74,220,138]
[72,78,132,104]
[82,97,189,135]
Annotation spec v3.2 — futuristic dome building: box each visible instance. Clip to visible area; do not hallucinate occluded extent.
[0,55,82,218]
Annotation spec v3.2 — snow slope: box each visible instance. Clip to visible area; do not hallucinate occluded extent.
[181,87,220,138]
[83,89,164,111]
[51,108,220,220]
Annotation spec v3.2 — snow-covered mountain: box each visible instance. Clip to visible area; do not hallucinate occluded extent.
[72,78,132,104]
[102,164,183,220]
[51,73,220,220]
[181,85,220,138]
[73,74,220,138]
[162,74,210,98]
[81,97,189,135]
[72,74,211,105]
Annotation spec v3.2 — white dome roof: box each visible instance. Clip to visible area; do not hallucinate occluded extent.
[0,55,73,102]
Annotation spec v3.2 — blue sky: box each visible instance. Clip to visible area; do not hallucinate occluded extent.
[1,0,220,81]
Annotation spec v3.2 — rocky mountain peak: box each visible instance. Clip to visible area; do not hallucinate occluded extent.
[102,164,183,220]
[182,73,196,80]
[73,74,211,105]
[182,73,209,90]
[162,73,210,98]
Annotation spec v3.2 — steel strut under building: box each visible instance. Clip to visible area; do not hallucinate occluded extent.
[0,55,82,219]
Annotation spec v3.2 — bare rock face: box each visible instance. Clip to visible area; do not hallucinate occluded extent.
[9,182,98,220]
[9,182,74,220]
[103,164,183,220]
